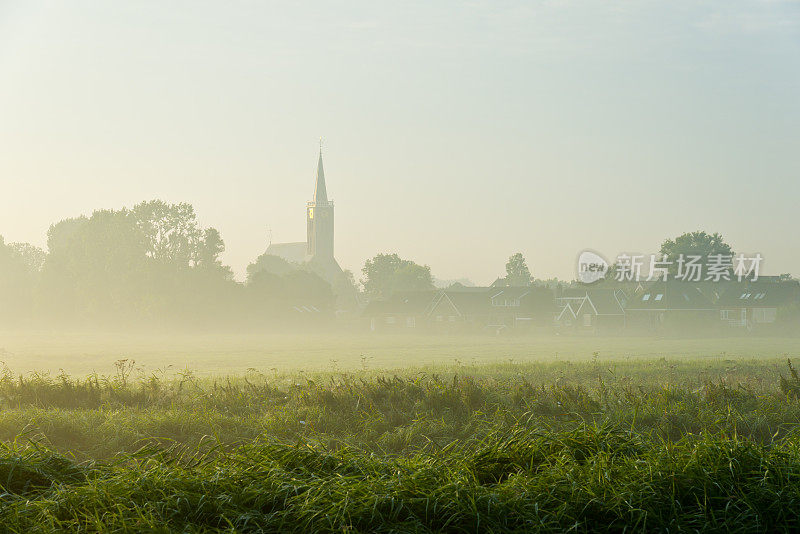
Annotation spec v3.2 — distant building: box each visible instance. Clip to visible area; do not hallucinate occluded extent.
[362,286,554,332]
[362,290,438,331]
[555,287,627,333]
[486,286,555,330]
[717,279,800,329]
[264,148,357,309]
[624,280,716,331]
[428,288,496,329]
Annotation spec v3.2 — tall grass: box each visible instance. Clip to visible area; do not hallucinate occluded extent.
[0,358,798,531]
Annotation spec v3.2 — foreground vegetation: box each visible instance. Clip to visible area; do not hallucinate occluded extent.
[1,356,800,531]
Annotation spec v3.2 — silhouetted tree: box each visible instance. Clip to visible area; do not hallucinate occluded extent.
[659,231,734,275]
[246,254,296,282]
[38,202,234,326]
[505,253,532,286]
[8,242,46,273]
[0,236,40,323]
[361,253,434,300]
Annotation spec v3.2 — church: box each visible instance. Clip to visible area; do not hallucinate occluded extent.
[265,149,357,308]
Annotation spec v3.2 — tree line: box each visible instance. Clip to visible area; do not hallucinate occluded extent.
[0,201,340,329]
[0,200,474,329]
[0,199,542,329]
[3,198,765,330]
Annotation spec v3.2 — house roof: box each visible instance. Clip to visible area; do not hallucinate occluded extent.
[560,287,625,315]
[625,281,715,311]
[441,290,492,315]
[717,281,799,308]
[489,286,531,300]
[364,285,556,319]
[445,286,490,293]
[556,301,578,321]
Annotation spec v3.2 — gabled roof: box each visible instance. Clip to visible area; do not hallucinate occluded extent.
[718,281,799,308]
[556,296,588,306]
[560,287,625,315]
[489,286,531,300]
[440,290,491,316]
[445,286,490,293]
[556,301,578,321]
[625,281,715,311]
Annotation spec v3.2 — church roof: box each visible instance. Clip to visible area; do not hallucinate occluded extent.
[314,150,328,203]
[264,242,307,264]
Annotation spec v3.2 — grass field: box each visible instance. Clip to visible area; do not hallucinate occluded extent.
[1,331,799,375]
[0,333,799,531]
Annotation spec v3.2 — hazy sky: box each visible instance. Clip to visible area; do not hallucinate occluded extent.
[1,1,798,283]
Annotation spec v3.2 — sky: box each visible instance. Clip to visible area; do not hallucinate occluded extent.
[0,0,798,284]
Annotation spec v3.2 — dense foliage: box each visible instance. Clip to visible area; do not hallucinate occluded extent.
[361,253,435,300]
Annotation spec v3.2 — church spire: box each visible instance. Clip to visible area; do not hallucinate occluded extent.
[314,141,328,203]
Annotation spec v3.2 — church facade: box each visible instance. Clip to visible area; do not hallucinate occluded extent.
[265,150,356,308]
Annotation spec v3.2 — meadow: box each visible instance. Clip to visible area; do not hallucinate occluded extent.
[1,331,798,375]
[0,333,799,532]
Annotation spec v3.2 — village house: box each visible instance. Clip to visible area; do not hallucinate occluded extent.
[363,286,554,332]
[554,287,627,333]
[486,286,554,330]
[363,276,800,335]
[624,280,716,331]
[362,290,437,331]
[717,279,799,329]
[425,288,492,330]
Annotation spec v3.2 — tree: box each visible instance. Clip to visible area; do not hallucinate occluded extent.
[245,267,334,323]
[133,200,200,266]
[195,228,233,279]
[40,209,149,321]
[46,216,90,254]
[505,253,532,286]
[659,231,734,275]
[391,263,435,294]
[343,269,358,293]
[39,201,235,326]
[361,253,434,300]
[0,236,40,323]
[282,270,333,304]
[246,254,297,282]
[8,243,46,273]
[132,200,227,273]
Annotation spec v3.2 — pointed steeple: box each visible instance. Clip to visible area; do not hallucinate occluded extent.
[314,144,328,203]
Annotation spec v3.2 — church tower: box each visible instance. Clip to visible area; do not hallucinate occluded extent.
[306,148,334,260]
[264,144,356,310]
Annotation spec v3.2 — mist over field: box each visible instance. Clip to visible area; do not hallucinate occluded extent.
[2,0,799,531]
